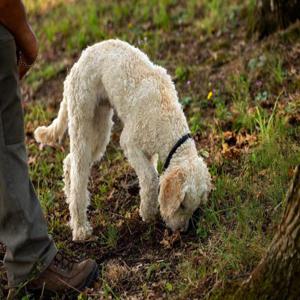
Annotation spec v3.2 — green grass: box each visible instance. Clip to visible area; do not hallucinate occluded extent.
[23,0,248,87]
[199,0,240,34]
[101,224,119,249]
[175,121,299,297]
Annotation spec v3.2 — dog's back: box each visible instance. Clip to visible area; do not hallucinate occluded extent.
[72,39,189,156]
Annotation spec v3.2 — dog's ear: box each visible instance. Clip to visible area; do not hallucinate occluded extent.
[159,168,187,218]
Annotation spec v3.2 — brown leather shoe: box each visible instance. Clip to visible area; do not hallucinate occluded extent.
[27,252,98,295]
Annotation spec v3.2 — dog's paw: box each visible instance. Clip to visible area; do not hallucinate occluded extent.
[139,206,158,223]
[72,223,93,241]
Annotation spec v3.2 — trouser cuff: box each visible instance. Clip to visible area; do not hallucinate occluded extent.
[7,242,58,288]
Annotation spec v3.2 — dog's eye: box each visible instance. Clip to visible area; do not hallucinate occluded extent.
[180,203,185,210]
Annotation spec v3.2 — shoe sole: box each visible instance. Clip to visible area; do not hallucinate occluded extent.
[77,262,99,291]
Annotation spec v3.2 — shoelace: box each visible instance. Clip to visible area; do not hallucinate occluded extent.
[53,252,75,271]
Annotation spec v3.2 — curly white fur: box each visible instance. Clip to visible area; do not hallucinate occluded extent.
[34,39,211,240]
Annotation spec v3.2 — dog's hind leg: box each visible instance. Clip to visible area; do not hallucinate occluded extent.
[63,153,71,202]
[91,104,114,163]
[67,106,97,240]
[67,102,113,241]
[68,138,93,240]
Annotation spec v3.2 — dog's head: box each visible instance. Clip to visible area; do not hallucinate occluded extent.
[159,156,211,232]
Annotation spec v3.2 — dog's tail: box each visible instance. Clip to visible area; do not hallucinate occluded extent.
[34,96,68,145]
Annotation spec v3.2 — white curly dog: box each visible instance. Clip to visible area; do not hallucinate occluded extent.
[34,39,211,241]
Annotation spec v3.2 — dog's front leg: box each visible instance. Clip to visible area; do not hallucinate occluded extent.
[126,148,159,222]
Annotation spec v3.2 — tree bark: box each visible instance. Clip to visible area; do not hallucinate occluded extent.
[254,0,300,38]
[230,166,300,299]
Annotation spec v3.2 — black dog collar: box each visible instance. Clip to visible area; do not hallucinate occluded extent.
[162,133,192,172]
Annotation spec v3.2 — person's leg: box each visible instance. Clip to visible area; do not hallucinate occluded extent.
[0,25,57,288]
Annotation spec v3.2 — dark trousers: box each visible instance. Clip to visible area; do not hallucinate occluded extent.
[0,25,57,288]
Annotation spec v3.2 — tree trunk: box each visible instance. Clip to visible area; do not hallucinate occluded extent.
[254,0,300,38]
[231,166,300,299]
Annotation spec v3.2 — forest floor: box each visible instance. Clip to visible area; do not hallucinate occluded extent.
[1,0,300,299]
